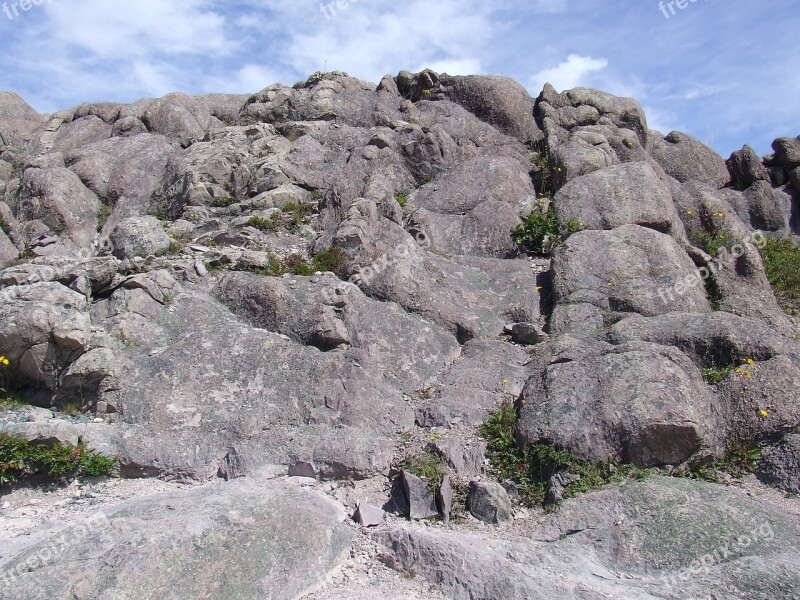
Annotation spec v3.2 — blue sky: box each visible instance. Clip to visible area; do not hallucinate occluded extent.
[0,0,797,157]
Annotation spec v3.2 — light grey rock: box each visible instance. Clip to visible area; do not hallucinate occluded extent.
[109,216,171,259]
[467,480,512,525]
[549,224,710,334]
[437,475,453,524]
[0,478,354,600]
[376,477,800,600]
[402,471,438,520]
[10,167,99,248]
[355,503,385,527]
[428,438,486,478]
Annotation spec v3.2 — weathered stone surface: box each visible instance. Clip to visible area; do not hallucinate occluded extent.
[553,161,676,232]
[109,216,171,259]
[649,131,729,188]
[518,340,724,466]
[727,144,770,187]
[467,480,512,524]
[549,225,710,334]
[0,478,354,600]
[757,434,800,495]
[376,477,800,600]
[355,503,385,527]
[402,471,438,520]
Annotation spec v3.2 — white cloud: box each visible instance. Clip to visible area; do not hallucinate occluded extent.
[530,54,608,93]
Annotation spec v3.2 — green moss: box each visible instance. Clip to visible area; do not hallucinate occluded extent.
[758,236,800,314]
[0,434,117,486]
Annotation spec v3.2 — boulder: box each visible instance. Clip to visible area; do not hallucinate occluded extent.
[553,161,676,233]
[757,434,800,495]
[467,480,513,524]
[109,216,171,259]
[726,144,770,187]
[517,340,725,466]
[649,131,729,188]
[0,478,353,600]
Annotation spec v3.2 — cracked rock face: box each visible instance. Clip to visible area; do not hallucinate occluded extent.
[1,69,799,599]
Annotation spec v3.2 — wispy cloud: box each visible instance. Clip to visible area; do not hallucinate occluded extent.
[530,54,609,93]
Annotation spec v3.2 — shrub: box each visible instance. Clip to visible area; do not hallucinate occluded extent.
[0,434,117,486]
[701,366,733,385]
[247,215,282,232]
[403,452,445,494]
[758,236,800,314]
[480,402,647,506]
[210,195,237,208]
[690,230,735,257]
[512,209,581,255]
[310,246,350,278]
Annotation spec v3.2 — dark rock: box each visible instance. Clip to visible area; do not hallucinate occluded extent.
[727,144,770,187]
[757,434,800,495]
[467,480,512,525]
[402,471,438,520]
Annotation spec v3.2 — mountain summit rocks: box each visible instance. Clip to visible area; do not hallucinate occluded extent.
[1,69,799,599]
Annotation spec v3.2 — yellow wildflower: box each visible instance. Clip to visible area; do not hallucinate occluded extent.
[535,285,543,292]
[746,358,755,365]
[735,367,742,374]
[744,371,753,379]
[687,210,694,215]
[760,409,769,417]
[0,356,8,366]
[502,379,509,385]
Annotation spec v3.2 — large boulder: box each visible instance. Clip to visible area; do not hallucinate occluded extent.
[553,161,676,233]
[726,144,770,188]
[376,477,800,599]
[517,340,724,466]
[757,434,800,495]
[549,224,710,334]
[438,74,542,143]
[0,478,354,600]
[649,131,729,188]
[108,216,172,259]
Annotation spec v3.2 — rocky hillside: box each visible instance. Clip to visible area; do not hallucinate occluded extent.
[1,69,799,599]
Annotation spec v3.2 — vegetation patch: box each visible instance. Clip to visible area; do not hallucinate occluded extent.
[674,439,761,483]
[245,246,350,279]
[0,217,12,236]
[700,366,733,385]
[691,230,735,257]
[758,236,800,314]
[0,434,118,486]
[402,451,445,494]
[479,402,647,506]
[395,191,409,208]
[210,195,237,208]
[512,209,582,255]
[247,214,282,232]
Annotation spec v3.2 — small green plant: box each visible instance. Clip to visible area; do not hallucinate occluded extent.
[395,191,409,208]
[480,402,648,506]
[61,403,83,417]
[310,246,350,278]
[247,215,282,232]
[677,439,761,483]
[97,204,112,230]
[701,366,733,385]
[691,230,735,258]
[0,434,117,486]
[758,236,800,315]
[0,218,12,236]
[210,195,237,208]
[512,209,581,255]
[0,390,25,410]
[403,452,445,494]
[149,206,169,221]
